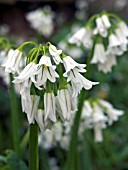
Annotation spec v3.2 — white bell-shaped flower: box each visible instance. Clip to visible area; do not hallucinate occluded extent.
[101,15,111,29]
[99,99,124,125]
[62,57,98,96]
[13,62,39,84]
[92,104,107,123]
[27,95,40,124]
[35,109,52,132]
[98,52,117,73]
[31,56,59,90]
[44,92,56,122]
[57,88,71,121]
[93,121,106,142]
[91,43,107,64]
[108,33,121,48]
[2,49,22,74]
[49,44,62,64]
[63,55,86,73]
[93,17,108,37]
[118,21,128,37]
[69,27,87,46]
[82,28,93,49]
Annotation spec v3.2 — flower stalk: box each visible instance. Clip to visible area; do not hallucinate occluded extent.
[9,73,20,154]
[64,49,93,170]
[29,123,39,170]
[64,89,86,170]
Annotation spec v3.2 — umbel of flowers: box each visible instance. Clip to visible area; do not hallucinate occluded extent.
[38,98,124,150]
[2,41,98,131]
[81,99,124,142]
[69,11,128,73]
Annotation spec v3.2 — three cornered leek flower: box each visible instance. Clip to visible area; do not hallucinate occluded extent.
[91,43,106,64]
[69,11,128,73]
[31,55,59,90]
[63,55,98,97]
[2,41,98,132]
[44,91,56,122]
[81,99,124,142]
[48,43,62,64]
[2,49,22,74]
[57,88,71,121]
[69,27,93,48]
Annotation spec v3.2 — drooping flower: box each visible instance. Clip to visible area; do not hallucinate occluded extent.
[101,15,111,29]
[57,88,71,121]
[20,81,40,124]
[93,17,108,37]
[81,100,93,128]
[0,50,10,85]
[63,55,86,73]
[2,49,22,74]
[69,28,86,46]
[99,99,124,125]
[67,84,78,113]
[69,27,93,48]
[31,56,59,90]
[91,43,107,64]
[44,92,56,122]
[98,52,117,73]
[35,109,52,132]
[13,62,39,84]
[63,56,98,96]
[93,121,106,142]
[81,99,124,142]
[108,33,120,49]
[48,44,62,64]
[21,83,32,116]
[118,21,128,37]
[27,95,40,124]
[82,28,93,48]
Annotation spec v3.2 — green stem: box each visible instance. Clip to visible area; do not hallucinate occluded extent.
[20,129,29,157]
[29,123,39,170]
[81,131,92,170]
[18,41,38,51]
[9,73,20,155]
[64,48,94,170]
[64,90,86,170]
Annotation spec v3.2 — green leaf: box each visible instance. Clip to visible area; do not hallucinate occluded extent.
[6,150,28,170]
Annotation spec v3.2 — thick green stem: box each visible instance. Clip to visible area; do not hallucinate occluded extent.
[9,74,20,154]
[29,123,39,170]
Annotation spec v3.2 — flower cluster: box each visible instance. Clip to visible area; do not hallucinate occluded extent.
[39,98,124,150]
[26,6,54,37]
[2,41,98,131]
[69,12,128,73]
[81,99,124,142]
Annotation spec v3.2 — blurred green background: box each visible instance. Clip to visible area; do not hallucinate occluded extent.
[0,0,128,170]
